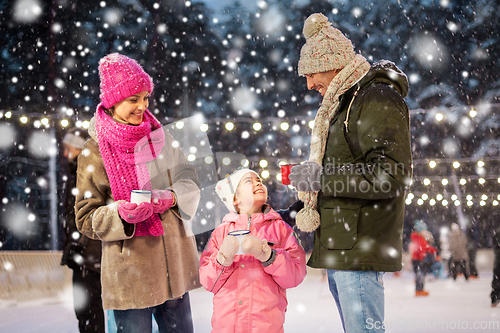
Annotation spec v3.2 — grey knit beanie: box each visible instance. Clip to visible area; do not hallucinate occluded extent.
[298,13,355,76]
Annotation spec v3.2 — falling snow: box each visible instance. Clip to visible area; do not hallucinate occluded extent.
[0,0,499,329]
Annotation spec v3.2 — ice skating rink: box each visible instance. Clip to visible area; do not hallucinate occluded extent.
[0,268,499,333]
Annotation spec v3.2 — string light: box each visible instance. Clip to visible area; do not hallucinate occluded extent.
[280,122,289,131]
[1,106,500,210]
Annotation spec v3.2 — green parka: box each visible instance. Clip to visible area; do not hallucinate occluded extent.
[308,61,413,272]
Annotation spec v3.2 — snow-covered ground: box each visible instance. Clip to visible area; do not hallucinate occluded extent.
[1,269,499,333]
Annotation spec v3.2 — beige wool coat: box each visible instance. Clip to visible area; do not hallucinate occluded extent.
[75,122,201,310]
[448,230,469,262]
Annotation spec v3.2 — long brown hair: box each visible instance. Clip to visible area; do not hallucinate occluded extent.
[103,106,115,117]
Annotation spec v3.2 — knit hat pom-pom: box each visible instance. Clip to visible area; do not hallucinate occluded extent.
[296,206,321,232]
[303,13,331,39]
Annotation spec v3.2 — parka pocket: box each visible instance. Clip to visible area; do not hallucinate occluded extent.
[319,203,361,250]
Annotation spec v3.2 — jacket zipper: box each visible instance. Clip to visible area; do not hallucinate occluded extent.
[344,85,361,133]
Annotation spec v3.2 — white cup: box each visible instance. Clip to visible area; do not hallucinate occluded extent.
[130,190,152,204]
[228,230,250,255]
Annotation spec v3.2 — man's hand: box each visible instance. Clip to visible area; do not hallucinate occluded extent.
[288,161,323,192]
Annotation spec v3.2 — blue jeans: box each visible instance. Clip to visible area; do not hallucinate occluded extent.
[113,293,193,333]
[327,270,385,333]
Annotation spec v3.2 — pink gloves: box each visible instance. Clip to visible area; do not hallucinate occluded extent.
[242,235,272,262]
[118,190,174,223]
[151,190,175,214]
[118,201,153,223]
[216,236,240,267]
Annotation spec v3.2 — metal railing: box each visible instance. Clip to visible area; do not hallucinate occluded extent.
[0,251,71,302]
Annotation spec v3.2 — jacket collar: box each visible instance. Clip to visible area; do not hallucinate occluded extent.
[338,60,409,111]
[221,204,281,226]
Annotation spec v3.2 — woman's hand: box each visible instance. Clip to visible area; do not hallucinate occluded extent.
[118,201,154,223]
[151,190,175,214]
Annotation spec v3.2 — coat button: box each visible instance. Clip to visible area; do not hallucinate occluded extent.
[238,300,243,305]
[241,264,245,268]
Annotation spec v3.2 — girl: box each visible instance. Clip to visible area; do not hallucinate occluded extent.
[199,168,307,332]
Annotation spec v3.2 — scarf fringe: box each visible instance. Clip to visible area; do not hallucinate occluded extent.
[296,207,321,232]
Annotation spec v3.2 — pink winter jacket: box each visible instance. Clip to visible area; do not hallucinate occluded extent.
[199,206,307,333]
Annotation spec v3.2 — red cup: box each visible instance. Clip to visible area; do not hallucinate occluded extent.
[280,164,297,185]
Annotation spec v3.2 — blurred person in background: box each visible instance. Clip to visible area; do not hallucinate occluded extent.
[439,227,452,279]
[491,226,500,307]
[60,127,104,333]
[466,225,479,279]
[409,220,437,296]
[448,223,470,281]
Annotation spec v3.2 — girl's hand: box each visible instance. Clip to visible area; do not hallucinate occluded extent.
[242,235,272,262]
[216,236,239,266]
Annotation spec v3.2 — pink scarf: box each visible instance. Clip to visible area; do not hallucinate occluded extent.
[95,103,165,236]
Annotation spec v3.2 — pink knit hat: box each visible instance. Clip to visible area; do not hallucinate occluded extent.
[298,13,355,76]
[98,53,154,108]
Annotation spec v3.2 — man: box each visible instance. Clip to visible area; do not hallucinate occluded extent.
[289,13,412,333]
[60,127,105,333]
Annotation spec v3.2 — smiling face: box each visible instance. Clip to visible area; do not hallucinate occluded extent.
[233,172,268,215]
[305,69,341,96]
[112,90,150,125]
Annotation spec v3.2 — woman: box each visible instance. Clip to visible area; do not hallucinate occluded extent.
[75,53,201,333]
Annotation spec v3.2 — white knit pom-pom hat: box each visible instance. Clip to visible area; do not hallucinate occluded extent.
[215,168,260,212]
[298,13,355,76]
